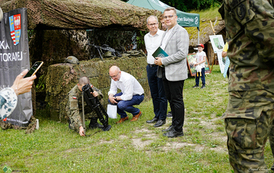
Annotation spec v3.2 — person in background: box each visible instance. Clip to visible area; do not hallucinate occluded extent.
[160,14,172,118]
[108,66,144,124]
[154,7,189,138]
[221,42,229,78]
[219,0,274,171]
[160,15,167,31]
[0,69,36,120]
[192,44,206,89]
[144,15,167,127]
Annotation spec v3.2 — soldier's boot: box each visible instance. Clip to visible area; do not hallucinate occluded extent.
[68,119,74,130]
[89,117,104,129]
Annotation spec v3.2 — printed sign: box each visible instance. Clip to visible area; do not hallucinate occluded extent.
[187,54,211,77]
[9,14,21,45]
[209,35,226,73]
[209,35,224,53]
[0,8,32,126]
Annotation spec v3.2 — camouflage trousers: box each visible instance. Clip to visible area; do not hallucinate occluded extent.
[225,109,274,173]
[68,111,97,132]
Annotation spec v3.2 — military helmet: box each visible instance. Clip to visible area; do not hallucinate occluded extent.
[65,56,79,64]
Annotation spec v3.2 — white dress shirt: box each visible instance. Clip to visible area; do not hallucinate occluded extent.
[161,26,175,49]
[144,29,165,64]
[108,71,144,101]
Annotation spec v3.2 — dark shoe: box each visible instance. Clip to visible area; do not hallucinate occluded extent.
[154,120,166,127]
[201,85,205,89]
[271,163,274,171]
[116,117,129,124]
[192,85,199,88]
[89,117,104,129]
[163,129,184,138]
[89,122,104,129]
[131,111,142,122]
[167,111,172,118]
[146,117,158,123]
[68,119,73,130]
[162,125,174,132]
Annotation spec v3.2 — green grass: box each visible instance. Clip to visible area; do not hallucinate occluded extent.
[191,6,222,21]
[0,66,273,172]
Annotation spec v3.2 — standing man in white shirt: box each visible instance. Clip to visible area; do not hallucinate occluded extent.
[108,66,144,124]
[144,15,167,127]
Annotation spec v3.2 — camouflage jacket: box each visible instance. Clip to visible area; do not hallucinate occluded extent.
[0,88,17,120]
[219,0,274,93]
[66,85,103,132]
[219,0,274,119]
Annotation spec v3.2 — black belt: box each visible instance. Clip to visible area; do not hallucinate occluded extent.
[148,64,157,67]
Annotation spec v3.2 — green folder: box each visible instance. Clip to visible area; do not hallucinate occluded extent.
[152,47,168,59]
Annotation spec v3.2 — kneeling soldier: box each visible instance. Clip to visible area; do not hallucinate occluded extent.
[66,76,103,136]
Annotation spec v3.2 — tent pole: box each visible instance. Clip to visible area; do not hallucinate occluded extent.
[197,30,200,44]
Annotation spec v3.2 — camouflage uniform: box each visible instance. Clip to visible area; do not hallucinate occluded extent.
[66,85,103,132]
[0,88,17,120]
[219,0,274,172]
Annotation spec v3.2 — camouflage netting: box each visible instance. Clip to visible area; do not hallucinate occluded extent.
[0,116,37,134]
[1,0,161,30]
[45,55,150,121]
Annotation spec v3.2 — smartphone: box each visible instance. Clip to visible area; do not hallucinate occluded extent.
[24,61,44,78]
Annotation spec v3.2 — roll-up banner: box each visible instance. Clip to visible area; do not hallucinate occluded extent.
[0,8,32,126]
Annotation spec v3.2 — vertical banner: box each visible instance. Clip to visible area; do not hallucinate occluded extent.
[0,8,32,126]
[209,35,225,73]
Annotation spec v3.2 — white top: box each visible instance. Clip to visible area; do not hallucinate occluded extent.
[108,71,144,101]
[144,29,165,64]
[0,87,17,120]
[195,51,206,68]
[161,26,175,49]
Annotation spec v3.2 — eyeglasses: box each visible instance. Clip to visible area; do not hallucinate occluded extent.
[164,15,174,19]
[148,23,158,26]
[110,73,119,79]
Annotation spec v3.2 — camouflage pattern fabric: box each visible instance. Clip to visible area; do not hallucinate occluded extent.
[0,0,160,30]
[0,88,17,120]
[65,85,103,132]
[225,110,274,172]
[219,0,274,172]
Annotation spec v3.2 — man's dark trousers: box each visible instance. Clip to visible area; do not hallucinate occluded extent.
[147,65,167,120]
[162,70,185,132]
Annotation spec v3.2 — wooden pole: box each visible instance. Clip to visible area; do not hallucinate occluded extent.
[210,20,216,71]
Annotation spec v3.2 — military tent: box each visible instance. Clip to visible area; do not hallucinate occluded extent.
[127,0,200,28]
[0,0,160,30]
[127,0,200,43]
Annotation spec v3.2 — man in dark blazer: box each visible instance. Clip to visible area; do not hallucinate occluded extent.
[154,7,189,138]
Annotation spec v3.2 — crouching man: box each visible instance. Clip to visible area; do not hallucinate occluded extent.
[108,66,144,124]
[66,76,103,136]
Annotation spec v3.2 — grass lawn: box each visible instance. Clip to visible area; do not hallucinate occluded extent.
[1,66,273,172]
